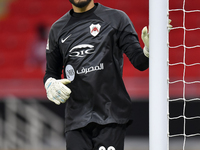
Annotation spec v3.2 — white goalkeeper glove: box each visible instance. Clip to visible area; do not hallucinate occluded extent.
[45,77,71,105]
[141,26,149,58]
[168,19,173,32]
[141,19,172,58]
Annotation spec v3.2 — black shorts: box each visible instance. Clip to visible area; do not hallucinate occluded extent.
[65,123,127,150]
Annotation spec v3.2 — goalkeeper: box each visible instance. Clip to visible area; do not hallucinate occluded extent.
[44,0,150,150]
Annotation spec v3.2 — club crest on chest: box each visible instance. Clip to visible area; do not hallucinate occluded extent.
[90,24,101,37]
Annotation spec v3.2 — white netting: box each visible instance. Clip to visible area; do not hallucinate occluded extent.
[168,0,200,149]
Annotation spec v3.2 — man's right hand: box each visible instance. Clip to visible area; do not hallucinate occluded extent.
[45,77,71,105]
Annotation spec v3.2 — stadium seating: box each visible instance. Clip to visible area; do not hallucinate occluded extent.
[0,0,149,79]
[0,0,199,98]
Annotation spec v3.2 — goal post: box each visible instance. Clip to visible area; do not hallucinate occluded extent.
[149,0,169,150]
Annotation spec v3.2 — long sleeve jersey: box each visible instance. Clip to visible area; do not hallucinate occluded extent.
[44,3,149,132]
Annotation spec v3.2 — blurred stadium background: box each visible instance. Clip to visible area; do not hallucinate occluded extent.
[0,0,199,149]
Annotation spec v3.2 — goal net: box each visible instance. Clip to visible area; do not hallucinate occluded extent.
[168,0,200,150]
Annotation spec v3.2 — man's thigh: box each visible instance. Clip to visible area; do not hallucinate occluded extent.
[65,128,93,150]
[92,123,126,150]
[65,123,127,150]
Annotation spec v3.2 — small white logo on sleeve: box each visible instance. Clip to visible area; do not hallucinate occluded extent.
[65,65,75,81]
[46,38,49,50]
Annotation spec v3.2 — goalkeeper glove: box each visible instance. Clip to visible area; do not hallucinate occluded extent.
[141,26,149,58]
[45,77,71,105]
[141,19,172,58]
[168,19,173,31]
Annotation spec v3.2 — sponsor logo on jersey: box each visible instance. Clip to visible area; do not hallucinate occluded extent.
[61,34,72,43]
[69,44,94,57]
[77,63,104,75]
[90,24,101,37]
[65,65,75,81]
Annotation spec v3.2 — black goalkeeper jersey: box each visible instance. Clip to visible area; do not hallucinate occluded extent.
[44,3,149,132]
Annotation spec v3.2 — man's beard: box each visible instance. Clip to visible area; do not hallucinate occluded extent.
[69,0,92,8]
